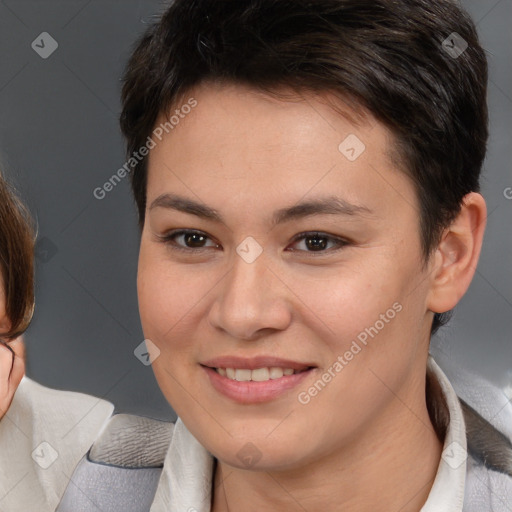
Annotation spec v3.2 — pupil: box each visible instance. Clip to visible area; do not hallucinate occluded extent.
[186,233,205,247]
[306,235,327,251]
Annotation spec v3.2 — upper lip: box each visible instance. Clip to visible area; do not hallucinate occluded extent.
[201,356,315,371]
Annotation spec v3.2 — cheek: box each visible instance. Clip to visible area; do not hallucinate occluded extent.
[137,244,188,366]
[137,242,200,340]
[315,258,427,374]
[304,263,403,339]
[137,250,197,409]
[136,243,218,378]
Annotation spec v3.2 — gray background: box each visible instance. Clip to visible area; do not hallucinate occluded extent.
[0,0,510,421]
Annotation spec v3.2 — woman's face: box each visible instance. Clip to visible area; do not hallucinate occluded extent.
[138,82,436,470]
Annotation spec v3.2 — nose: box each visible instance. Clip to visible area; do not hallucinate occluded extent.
[208,245,292,341]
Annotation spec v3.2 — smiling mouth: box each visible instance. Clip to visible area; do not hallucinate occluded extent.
[201,363,316,403]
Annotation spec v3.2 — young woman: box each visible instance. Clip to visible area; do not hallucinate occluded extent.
[0,171,114,510]
[1,1,511,511]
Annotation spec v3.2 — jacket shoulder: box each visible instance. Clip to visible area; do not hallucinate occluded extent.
[458,382,512,511]
[463,449,512,511]
[56,413,175,512]
[0,377,115,512]
[89,412,175,467]
[461,400,512,477]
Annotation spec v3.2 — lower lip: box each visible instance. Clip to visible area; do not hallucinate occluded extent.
[202,365,315,404]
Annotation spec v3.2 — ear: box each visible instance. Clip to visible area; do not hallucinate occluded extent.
[427,192,487,314]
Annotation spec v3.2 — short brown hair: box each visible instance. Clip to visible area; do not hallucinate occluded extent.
[120,0,488,333]
[0,171,35,339]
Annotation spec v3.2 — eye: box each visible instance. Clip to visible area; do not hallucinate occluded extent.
[158,229,348,255]
[158,229,219,252]
[287,231,348,254]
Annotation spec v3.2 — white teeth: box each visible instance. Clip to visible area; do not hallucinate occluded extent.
[215,366,302,381]
[269,367,284,379]
[235,369,252,381]
[251,368,270,381]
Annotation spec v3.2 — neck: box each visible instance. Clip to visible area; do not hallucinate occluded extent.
[212,369,443,512]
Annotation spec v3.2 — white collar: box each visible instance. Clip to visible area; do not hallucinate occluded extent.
[420,355,467,511]
[151,355,467,512]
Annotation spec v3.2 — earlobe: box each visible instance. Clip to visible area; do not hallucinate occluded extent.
[427,192,487,314]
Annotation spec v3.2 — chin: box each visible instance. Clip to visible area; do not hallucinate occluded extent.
[217,448,303,473]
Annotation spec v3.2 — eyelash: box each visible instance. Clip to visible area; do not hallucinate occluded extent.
[157,229,349,256]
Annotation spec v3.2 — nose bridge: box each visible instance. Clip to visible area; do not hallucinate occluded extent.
[228,234,269,292]
[210,240,290,339]
[225,243,271,316]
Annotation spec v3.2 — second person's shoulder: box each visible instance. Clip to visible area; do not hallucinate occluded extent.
[0,376,115,512]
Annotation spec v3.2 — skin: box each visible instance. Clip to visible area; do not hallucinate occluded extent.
[0,278,25,420]
[138,82,486,511]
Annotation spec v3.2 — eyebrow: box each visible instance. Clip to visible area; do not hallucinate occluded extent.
[149,193,373,227]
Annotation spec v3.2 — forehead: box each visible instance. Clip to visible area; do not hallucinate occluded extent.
[153,82,382,161]
[145,82,418,223]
